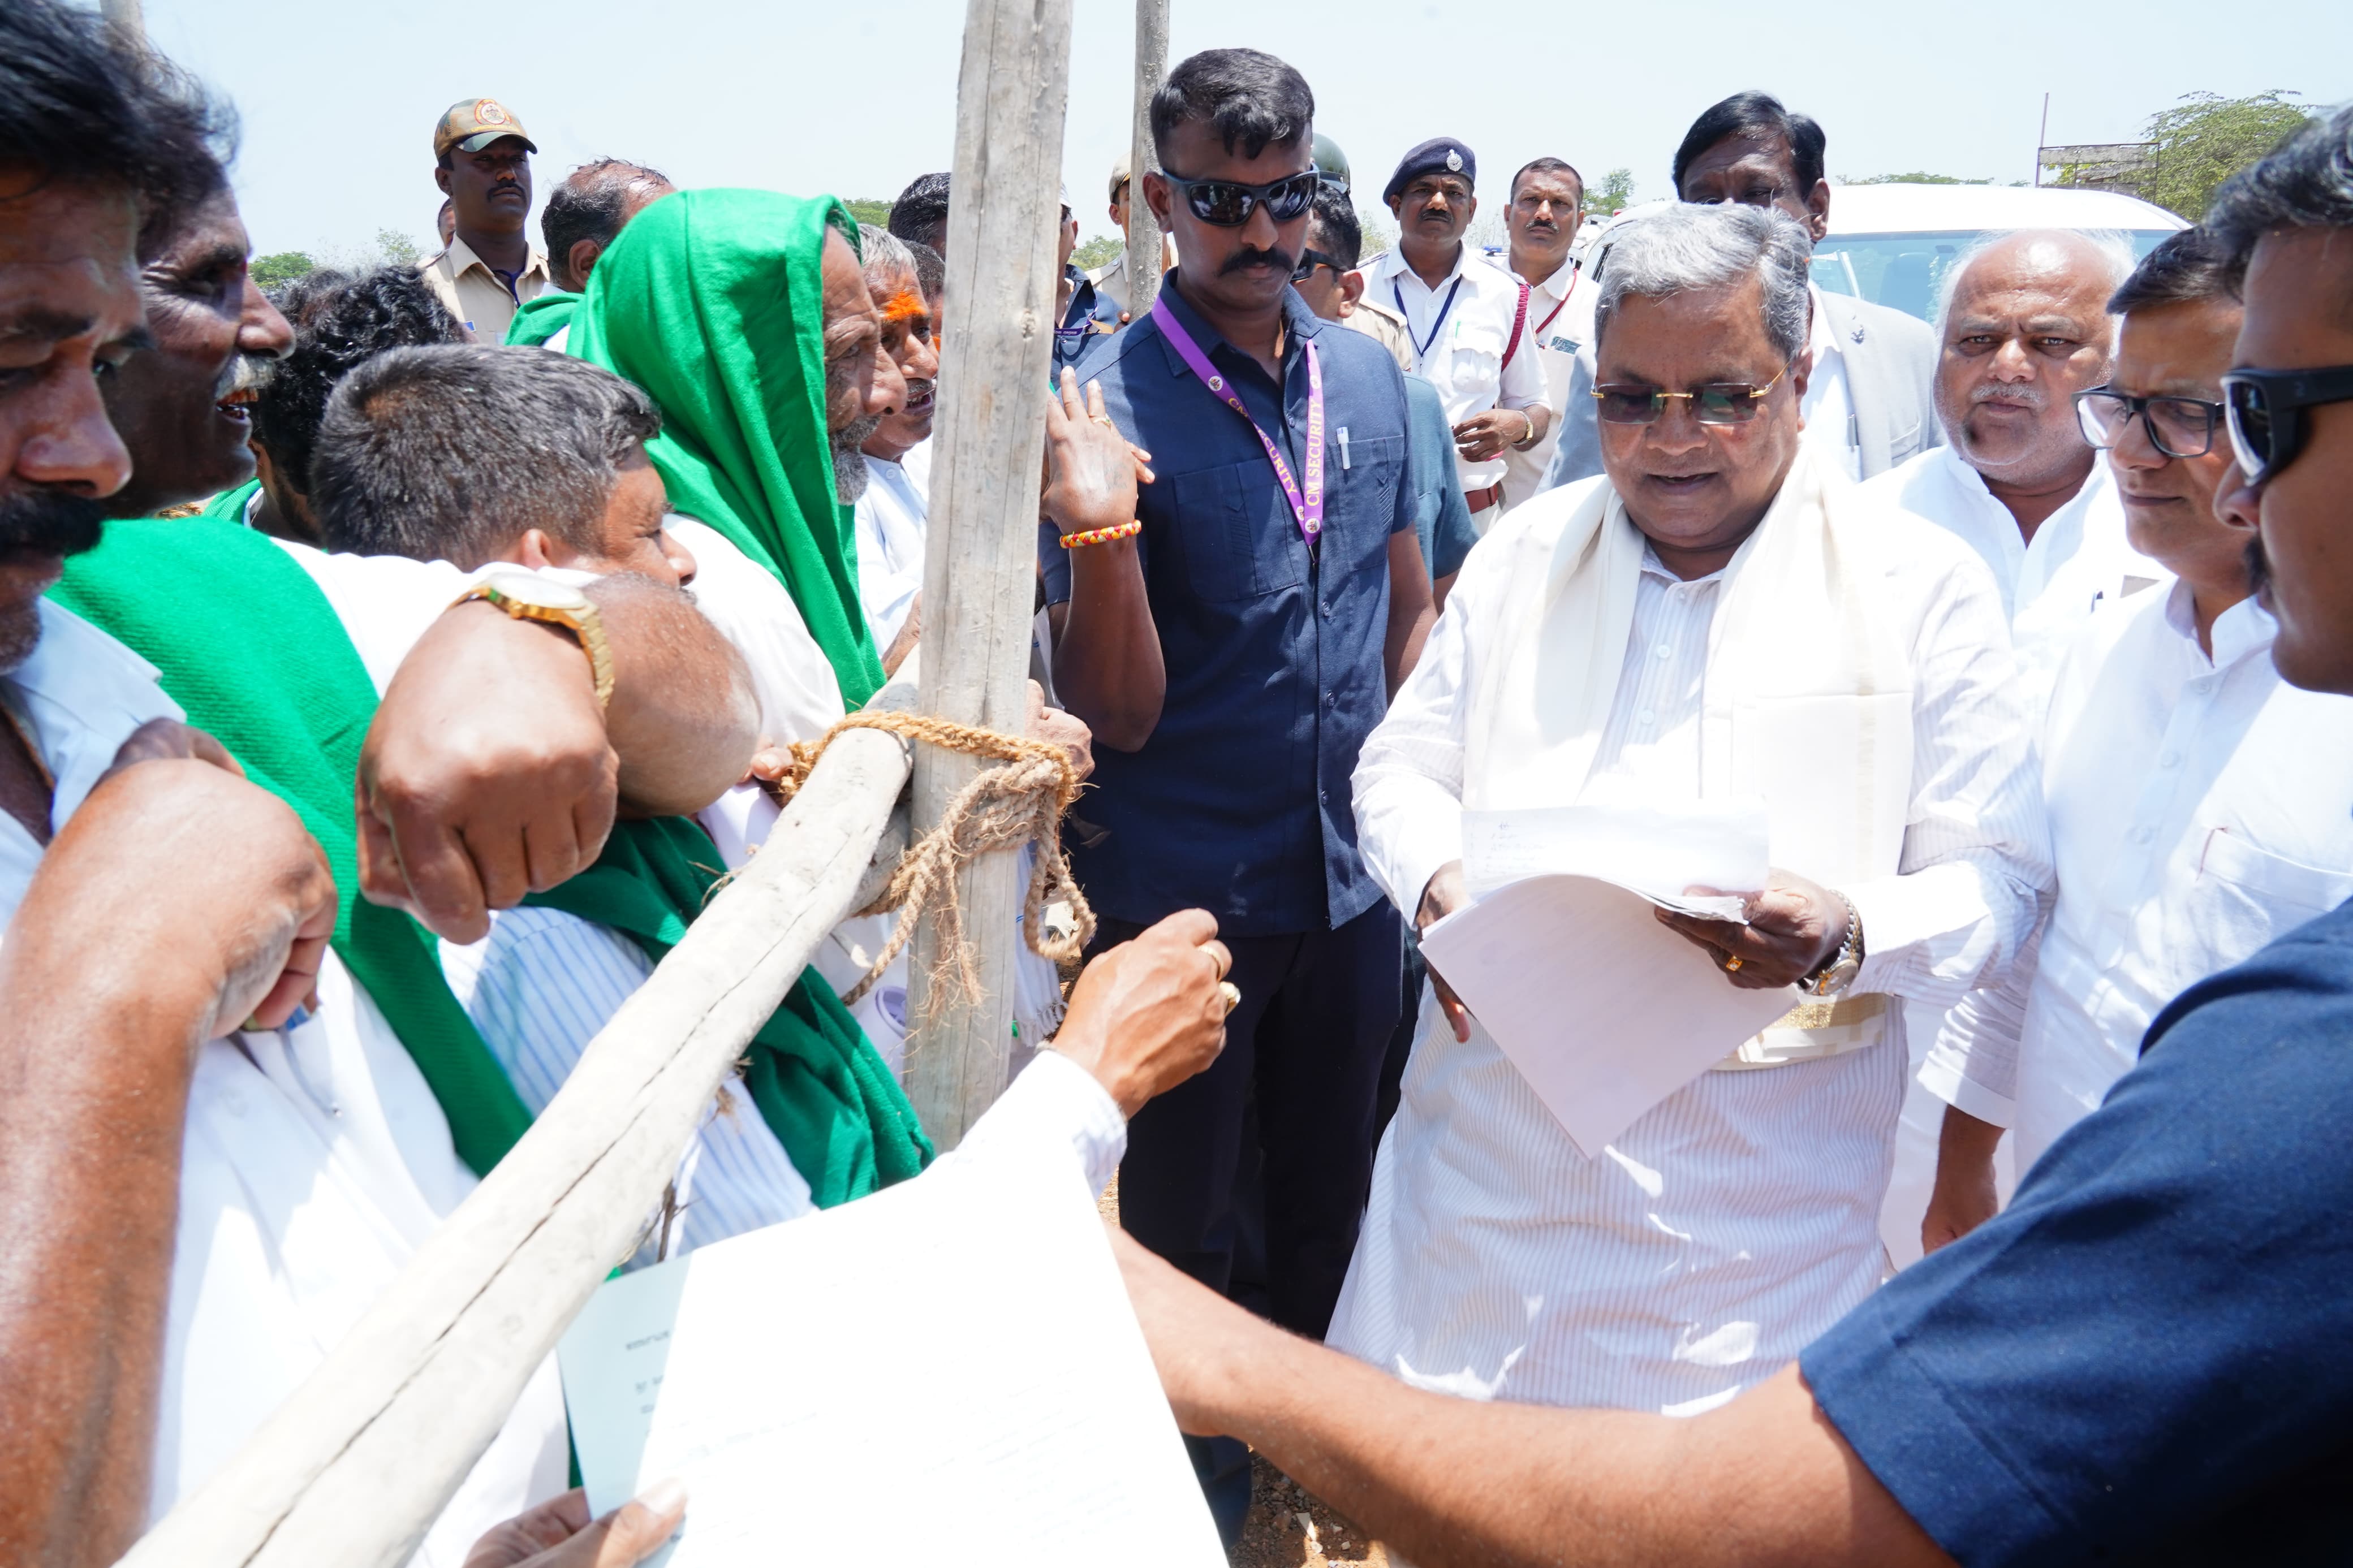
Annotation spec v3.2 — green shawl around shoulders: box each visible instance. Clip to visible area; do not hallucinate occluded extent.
[565,189,886,710]
[197,477,260,524]
[50,517,929,1203]
[523,817,929,1203]
[51,517,533,1175]
[505,290,579,349]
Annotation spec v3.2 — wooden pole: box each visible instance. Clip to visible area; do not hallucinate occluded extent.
[115,708,916,1568]
[1125,0,1170,315]
[903,0,1076,1148]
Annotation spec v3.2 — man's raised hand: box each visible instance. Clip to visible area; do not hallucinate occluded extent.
[1049,909,1231,1117]
[462,1482,686,1568]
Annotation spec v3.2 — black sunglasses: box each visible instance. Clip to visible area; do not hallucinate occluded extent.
[1291,248,1348,283]
[1161,168,1321,228]
[1592,362,1794,426]
[2073,386,2223,460]
[2223,364,2353,486]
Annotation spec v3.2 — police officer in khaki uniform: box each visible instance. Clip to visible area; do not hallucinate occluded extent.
[419,97,550,343]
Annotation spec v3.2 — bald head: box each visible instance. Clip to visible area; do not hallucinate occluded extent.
[1933,228,2131,494]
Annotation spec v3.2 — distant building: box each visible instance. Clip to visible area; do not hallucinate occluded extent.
[2038,142,2156,200]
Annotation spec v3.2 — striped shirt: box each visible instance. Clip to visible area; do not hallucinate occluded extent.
[1335,514,2049,1414]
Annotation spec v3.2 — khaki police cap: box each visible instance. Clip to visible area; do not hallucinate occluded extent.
[433,98,538,160]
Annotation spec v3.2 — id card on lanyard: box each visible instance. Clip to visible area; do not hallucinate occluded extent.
[1149,295,1326,547]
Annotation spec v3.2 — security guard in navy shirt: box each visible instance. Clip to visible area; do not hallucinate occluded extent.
[1037,45,1434,1546]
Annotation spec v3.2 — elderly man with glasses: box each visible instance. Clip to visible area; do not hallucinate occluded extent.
[1334,199,2047,1431]
[1917,226,2353,1252]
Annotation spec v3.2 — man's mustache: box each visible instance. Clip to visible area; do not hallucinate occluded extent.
[1220,245,1294,277]
[1971,385,2044,409]
[214,351,273,402]
[0,487,106,562]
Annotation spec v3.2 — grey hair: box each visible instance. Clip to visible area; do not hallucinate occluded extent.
[312,343,660,567]
[1593,202,1813,362]
[857,222,917,288]
[1933,227,2136,338]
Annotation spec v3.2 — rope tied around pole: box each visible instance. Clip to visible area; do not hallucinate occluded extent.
[761,710,1095,1009]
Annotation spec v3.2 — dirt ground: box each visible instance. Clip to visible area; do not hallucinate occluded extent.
[1098,1177,1393,1567]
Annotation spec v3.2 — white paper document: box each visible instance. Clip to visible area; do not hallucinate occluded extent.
[558,1137,1222,1567]
[1423,798,1798,1156]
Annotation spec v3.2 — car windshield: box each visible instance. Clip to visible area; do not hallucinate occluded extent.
[1812,229,2177,321]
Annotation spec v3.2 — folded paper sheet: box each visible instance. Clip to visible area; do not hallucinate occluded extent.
[1424,798,1798,1156]
[558,1133,1221,1567]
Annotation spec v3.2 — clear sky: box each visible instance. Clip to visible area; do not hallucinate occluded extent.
[136,0,2350,262]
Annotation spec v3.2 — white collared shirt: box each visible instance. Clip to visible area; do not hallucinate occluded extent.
[0,600,568,1562]
[1500,257,1600,503]
[1860,443,2164,711]
[852,450,930,648]
[1358,244,1549,491]
[1801,284,1860,483]
[1923,582,2353,1165]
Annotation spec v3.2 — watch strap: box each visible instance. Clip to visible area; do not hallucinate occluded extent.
[455,581,615,709]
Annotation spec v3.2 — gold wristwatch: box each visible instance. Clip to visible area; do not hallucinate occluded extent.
[453,572,613,708]
[1800,892,1865,997]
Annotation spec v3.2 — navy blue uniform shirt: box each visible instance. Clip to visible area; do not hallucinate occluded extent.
[1803,896,2353,1565]
[1041,279,1412,936]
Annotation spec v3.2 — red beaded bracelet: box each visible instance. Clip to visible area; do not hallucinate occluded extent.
[1059,521,1144,549]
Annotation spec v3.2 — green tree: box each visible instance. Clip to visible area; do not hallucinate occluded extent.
[251,250,316,290]
[1839,171,1987,185]
[2140,90,2312,221]
[1071,234,1122,271]
[842,197,894,228]
[1582,169,1635,217]
[373,226,421,267]
[1356,202,1396,259]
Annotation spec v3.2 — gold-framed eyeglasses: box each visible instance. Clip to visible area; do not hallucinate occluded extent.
[1592,361,1794,426]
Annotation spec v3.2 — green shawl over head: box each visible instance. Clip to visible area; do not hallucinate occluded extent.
[51,517,533,1176]
[505,290,579,349]
[50,517,928,1204]
[524,818,930,1203]
[566,188,886,710]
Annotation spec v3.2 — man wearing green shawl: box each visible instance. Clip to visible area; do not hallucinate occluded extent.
[567,188,903,716]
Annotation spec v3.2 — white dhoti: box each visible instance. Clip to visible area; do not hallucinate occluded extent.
[1334,989,1904,1413]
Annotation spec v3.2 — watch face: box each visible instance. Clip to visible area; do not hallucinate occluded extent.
[482,571,590,613]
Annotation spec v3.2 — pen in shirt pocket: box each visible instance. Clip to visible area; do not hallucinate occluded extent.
[1338,425,1351,470]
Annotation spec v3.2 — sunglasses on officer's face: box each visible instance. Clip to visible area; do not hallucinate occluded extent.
[2222,365,2353,487]
[1161,169,1321,228]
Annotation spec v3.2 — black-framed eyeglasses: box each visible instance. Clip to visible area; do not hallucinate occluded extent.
[1291,248,1347,283]
[1160,168,1321,228]
[2222,364,2353,486]
[2073,386,2223,460]
[1591,362,1794,426]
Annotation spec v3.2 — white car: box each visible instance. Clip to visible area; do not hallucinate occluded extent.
[1815,183,2188,321]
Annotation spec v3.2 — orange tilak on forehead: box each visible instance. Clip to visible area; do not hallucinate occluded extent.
[881,288,928,325]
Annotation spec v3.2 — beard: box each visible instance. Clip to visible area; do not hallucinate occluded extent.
[0,487,107,673]
[832,414,881,504]
[2247,530,2271,601]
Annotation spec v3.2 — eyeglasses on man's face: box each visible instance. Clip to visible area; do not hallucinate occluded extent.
[1591,362,1794,426]
[2221,364,2353,487]
[2073,386,2224,460]
[1160,169,1320,228]
[1290,248,1348,284]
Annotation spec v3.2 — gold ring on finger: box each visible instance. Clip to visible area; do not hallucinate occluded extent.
[1092,414,1118,429]
[1722,953,1743,973]
[1218,981,1242,1014]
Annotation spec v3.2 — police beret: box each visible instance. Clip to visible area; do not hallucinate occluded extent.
[1384,137,1476,202]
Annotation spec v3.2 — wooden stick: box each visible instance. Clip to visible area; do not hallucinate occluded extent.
[1126,0,1171,316]
[904,0,1076,1149]
[115,719,915,1568]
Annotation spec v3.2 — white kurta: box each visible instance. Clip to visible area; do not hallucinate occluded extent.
[1335,464,2047,1414]
[1855,444,2162,1262]
[1924,582,2353,1166]
[1498,260,1597,503]
[851,451,930,649]
[0,601,567,1563]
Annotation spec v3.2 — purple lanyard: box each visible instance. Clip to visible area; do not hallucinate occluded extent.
[1150,295,1326,544]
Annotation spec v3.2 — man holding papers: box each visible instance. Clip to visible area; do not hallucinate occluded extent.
[1334,202,2049,1416]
